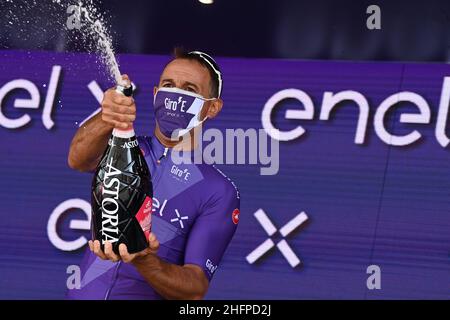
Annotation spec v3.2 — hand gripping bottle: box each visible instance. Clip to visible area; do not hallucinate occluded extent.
[91,83,153,254]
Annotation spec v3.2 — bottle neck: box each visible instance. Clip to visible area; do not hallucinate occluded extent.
[112,126,135,139]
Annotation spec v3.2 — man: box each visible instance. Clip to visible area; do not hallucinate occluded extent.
[66,49,240,300]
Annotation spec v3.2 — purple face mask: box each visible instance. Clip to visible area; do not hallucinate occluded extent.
[153,87,214,140]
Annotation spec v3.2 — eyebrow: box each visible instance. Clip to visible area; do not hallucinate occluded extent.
[160,78,200,91]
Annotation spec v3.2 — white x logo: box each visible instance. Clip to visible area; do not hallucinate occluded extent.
[170,209,188,229]
[246,209,308,268]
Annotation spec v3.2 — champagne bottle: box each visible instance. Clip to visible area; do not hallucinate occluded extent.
[91,84,153,254]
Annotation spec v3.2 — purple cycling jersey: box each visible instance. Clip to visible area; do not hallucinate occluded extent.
[66,135,240,300]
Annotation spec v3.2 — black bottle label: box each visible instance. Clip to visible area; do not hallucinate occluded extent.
[91,132,153,254]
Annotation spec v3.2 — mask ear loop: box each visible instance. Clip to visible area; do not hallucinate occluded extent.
[198,99,210,123]
[199,88,220,122]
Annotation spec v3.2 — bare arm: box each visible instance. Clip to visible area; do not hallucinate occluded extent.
[67,75,136,172]
[67,112,113,172]
[90,236,209,300]
[132,253,209,300]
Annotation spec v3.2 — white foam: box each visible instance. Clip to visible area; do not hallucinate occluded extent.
[4,0,122,85]
[79,2,123,84]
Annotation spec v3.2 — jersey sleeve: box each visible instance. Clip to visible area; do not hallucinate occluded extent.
[183,181,240,281]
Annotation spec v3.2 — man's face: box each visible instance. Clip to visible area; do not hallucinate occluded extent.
[153,58,223,146]
[155,58,213,99]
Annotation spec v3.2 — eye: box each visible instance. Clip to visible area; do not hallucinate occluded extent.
[162,82,173,88]
[186,87,196,93]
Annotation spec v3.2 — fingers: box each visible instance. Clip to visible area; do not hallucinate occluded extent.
[104,103,136,117]
[149,233,160,252]
[102,107,136,122]
[104,241,120,262]
[93,240,108,260]
[100,118,131,130]
[112,95,134,106]
[150,240,160,253]
[105,89,135,106]
[91,240,120,262]
[101,114,135,129]
[121,74,130,86]
[118,243,135,263]
[101,89,136,129]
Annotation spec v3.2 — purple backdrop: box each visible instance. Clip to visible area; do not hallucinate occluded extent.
[0,50,448,299]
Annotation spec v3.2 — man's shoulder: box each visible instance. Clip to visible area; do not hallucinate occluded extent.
[197,163,240,201]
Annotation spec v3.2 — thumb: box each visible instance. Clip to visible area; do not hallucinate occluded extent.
[148,232,159,251]
[119,74,131,87]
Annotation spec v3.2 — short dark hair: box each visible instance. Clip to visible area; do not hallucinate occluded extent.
[170,47,222,98]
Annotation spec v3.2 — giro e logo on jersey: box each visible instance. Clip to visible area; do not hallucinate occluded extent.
[170,165,191,181]
[164,96,187,112]
[100,157,121,244]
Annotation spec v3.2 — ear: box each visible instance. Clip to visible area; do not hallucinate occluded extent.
[205,98,223,119]
[153,86,158,96]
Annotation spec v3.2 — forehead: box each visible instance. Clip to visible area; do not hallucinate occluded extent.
[160,58,211,88]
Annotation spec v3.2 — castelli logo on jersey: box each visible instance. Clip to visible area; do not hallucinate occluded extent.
[232,209,240,224]
[100,157,121,244]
